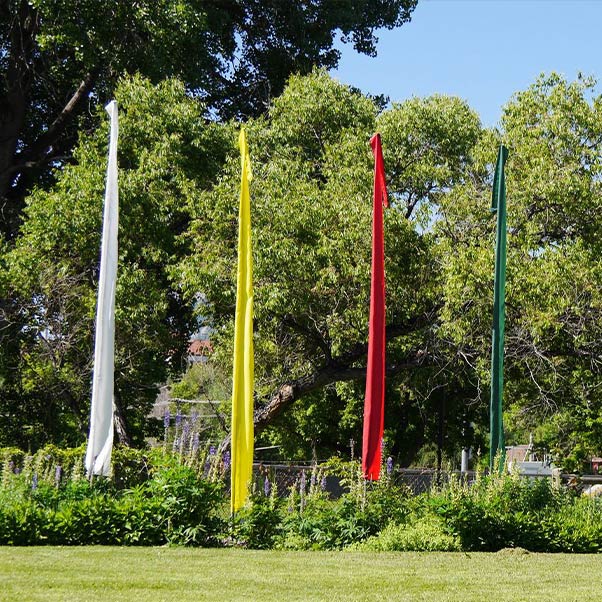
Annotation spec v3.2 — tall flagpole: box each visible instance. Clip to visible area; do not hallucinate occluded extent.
[489,145,509,472]
[230,128,254,512]
[85,101,119,477]
[362,133,389,480]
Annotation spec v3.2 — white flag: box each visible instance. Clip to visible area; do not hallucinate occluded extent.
[85,101,119,476]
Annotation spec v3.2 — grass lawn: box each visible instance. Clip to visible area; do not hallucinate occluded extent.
[1,547,599,602]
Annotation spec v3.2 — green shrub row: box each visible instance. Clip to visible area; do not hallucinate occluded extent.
[232,470,602,552]
[0,447,601,552]
[0,454,225,546]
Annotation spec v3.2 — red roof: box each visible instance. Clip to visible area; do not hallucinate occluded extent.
[188,339,213,356]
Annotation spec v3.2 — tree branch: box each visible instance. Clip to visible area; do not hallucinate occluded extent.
[217,308,437,453]
[19,71,97,166]
[0,0,39,235]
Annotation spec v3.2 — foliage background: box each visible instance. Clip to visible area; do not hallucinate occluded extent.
[2,13,602,468]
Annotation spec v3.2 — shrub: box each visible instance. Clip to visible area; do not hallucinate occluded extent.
[355,515,461,552]
[433,473,579,552]
[2,446,602,553]
[276,481,413,551]
[540,498,602,553]
[142,459,226,545]
[54,495,125,545]
[0,449,226,546]
[0,500,51,545]
[232,494,283,549]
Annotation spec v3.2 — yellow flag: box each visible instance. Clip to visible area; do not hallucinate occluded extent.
[231,128,254,513]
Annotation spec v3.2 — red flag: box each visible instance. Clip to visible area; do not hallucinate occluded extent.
[362,133,388,480]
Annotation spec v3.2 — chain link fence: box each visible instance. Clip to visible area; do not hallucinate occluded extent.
[249,463,479,498]
[251,463,602,499]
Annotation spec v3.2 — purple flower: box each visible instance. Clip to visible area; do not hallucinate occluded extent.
[54,465,62,485]
[209,445,216,456]
[223,451,231,470]
[31,473,38,490]
[321,476,327,491]
[182,420,190,442]
[192,432,200,453]
[175,409,182,427]
[310,473,316,487]
[264,477,271,497]
[8,461,14,473]
[300,470,306,493]
[190,411,199,425]
[163,409,170,428]
[386,456,393,475]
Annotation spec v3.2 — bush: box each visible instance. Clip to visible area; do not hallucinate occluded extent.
[1,447,602,553]
[0,449,226,546]
[355,516,461,552]
[142,459,226,545]
[0,500,51,545]
[433,473,589,552]
[437,495,551,551]
[540,498,602,553]
[232,494,283,549]
[276,481,413,550]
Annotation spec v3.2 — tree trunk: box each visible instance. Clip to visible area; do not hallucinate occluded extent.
[113,388,131,446]
[0,1,38,237]
[1,3,97,238]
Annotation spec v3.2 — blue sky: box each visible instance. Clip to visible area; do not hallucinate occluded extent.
[332,0,602,127]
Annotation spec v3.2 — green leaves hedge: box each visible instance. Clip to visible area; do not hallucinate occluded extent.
[0,447,225,546]
[1,447,601,552]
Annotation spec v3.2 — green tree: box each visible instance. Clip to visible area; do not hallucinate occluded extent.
[12,67,602,470]
[3,75,231,448]
[1,1,418,444]
[179,70,484,461]
[0,0,417,238]
[437,74,602,470]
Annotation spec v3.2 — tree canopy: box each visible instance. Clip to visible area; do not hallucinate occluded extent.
[3,76,231,447]
[0,0,417,238]
[2,60,602,470]
[438,74,602,470]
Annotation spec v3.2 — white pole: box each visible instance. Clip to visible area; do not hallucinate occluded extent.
[85,101,119,477]
[461,447,469,475]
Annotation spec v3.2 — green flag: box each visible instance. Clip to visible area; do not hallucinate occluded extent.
[490,145,508,471]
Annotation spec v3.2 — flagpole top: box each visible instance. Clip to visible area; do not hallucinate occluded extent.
[491,145,508,212]
[239,128,252,181]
